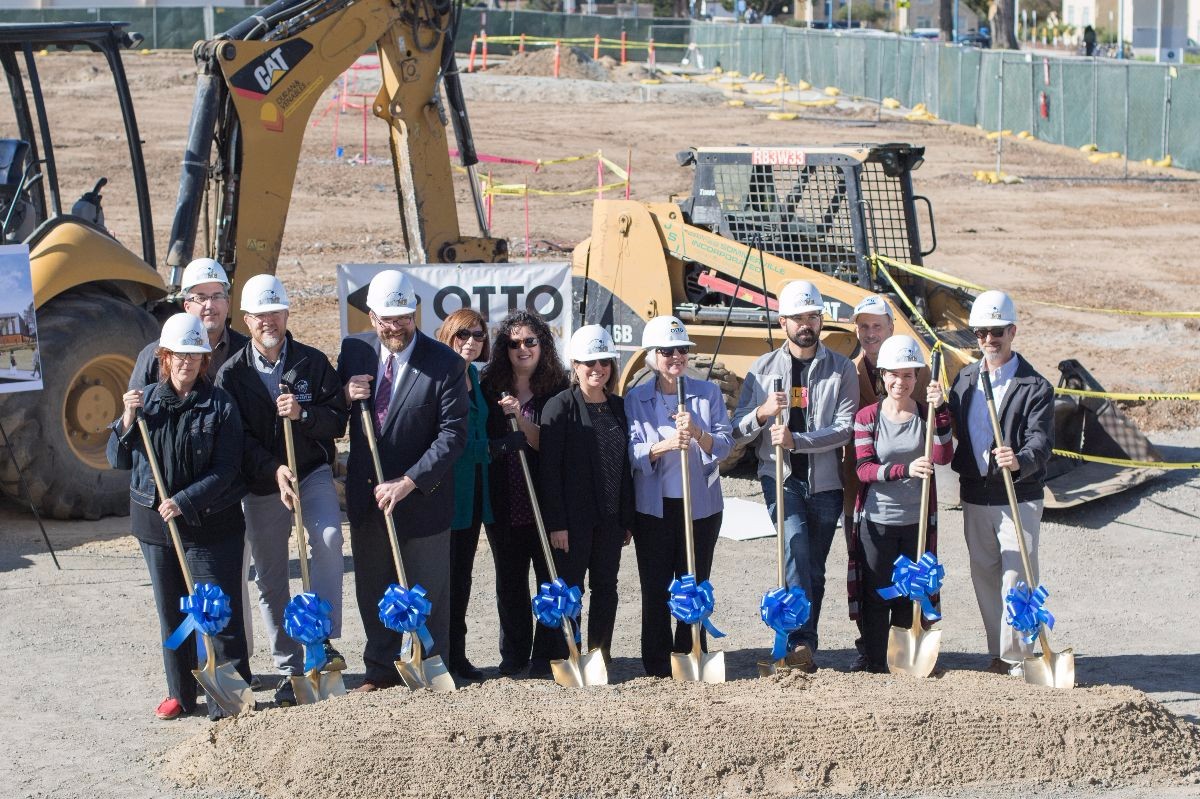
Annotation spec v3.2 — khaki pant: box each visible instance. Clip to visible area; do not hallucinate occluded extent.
[962,500,1042,663]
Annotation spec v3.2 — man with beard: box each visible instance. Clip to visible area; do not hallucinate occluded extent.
[130,258,248,387]
[947,290,1053,677]
[732,280,857,671]
[338,270,467,692]
[216,274,349,706]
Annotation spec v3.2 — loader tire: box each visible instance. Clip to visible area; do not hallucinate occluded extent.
[0,291,159,520]
[626,355,748,473]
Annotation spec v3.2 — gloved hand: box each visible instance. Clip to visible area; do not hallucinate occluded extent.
[489,429,527,457]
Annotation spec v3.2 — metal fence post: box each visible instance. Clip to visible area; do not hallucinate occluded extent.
[1091,57,1098,145]
[152,6,157,50]
[1123,62,1130,180]
[1162,67,1171,161]
[995,56,1005,177]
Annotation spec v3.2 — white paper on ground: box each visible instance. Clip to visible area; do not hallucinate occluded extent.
[718,497,776,541]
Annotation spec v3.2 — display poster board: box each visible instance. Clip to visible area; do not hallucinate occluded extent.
[337,262,574,361]
[0,244,43,395]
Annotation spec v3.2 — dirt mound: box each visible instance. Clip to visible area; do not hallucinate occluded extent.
[489,46,609,81]
[163,671,1199,798]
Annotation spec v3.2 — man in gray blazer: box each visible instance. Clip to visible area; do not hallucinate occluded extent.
[337,270,468,692]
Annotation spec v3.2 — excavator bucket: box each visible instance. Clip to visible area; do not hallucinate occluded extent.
[1044,360,1165,508]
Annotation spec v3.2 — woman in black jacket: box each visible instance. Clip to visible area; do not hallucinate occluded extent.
[107,313,249,721]
[480,310,568,677]
[538,325,635,664]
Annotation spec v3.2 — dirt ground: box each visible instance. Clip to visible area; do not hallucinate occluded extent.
[2,50,1200,799]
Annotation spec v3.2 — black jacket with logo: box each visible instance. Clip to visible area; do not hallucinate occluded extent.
[216,332,349,496]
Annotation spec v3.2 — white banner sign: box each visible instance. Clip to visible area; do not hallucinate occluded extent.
[336,262,574,360]
[0,244,43,395]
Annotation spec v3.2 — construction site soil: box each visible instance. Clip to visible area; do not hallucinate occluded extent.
[3,49,1200,799]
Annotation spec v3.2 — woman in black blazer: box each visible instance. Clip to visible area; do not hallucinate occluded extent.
[538,325,635,664]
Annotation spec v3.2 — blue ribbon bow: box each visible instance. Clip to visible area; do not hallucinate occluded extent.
[668,574,725,638]
[164,582,232,652]
[532,578,583,642]
[877,552,945,621]
[284,591,334,672]
[760,586,811,661]
[1005,581,1055,644]
[378,583,435,653]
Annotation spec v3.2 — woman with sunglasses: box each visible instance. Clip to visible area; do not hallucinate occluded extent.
[536,325,636,667]
[435,308,494,681]
[107,313,250,720]
[624,316,733,678]
[480,310,569,676]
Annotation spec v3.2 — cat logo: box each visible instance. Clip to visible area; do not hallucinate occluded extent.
[229,40,313,101]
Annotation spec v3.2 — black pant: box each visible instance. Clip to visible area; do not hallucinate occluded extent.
[351,514,451,684]
[484,521,553,668]
[544,516,625,660]
[448,473,485,668]
[858,518,919,667]
[633,499,722,678]
[139,532,250,719]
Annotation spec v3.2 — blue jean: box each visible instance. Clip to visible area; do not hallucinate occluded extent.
[760,474,843,652]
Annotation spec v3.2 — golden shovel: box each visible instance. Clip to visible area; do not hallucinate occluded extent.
[886,349,944,678]
[359,404,456,692]
[502,397,607,687]
[980,369,1075,689]
[137,416,254,717]
[670,376,726,684]
[281,416,346,704]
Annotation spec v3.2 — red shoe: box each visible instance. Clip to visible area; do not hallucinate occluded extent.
[155,697,184,720]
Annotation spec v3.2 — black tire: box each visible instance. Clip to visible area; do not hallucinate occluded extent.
[0,291,159,519]
[625,355,747,473]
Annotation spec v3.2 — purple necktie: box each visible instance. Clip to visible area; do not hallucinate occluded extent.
[374,354,394,430]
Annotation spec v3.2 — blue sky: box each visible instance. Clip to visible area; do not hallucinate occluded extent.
[0,246,34,317]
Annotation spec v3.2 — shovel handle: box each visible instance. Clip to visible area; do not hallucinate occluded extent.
[136,415,196,589]
[499,393,560,583]
[281,415,312,592]
[772,376,786,588]
[909,350,941,635]
[358,402,410,587]
[677,376,697,576]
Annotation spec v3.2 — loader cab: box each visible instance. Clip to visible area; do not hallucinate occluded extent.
[0,22,155,263]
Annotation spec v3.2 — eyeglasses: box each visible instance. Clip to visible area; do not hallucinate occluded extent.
[578,359,613,368]
[657,346,691,357]
[374,313,414,328]
[454,329,487,341]
[184,292,228,305]
[508,337,540,350]
[972,326,1011,340]
[169,352,204,362]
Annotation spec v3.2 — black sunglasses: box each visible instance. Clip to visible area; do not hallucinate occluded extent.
[454,328,486,341]
[507,336,540,350]
[657,346,691,357]
[578,359,613,368]
[972,326,1011,340]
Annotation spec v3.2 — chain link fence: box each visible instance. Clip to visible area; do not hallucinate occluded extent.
[690,24,1200,172]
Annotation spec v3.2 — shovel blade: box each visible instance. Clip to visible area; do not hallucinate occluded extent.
[394,655,457,692]
[551,648,608,687]
[195,661,254,717]
[293,670,347,704]
[887,626,943,678]
[1023,648,1075,689]
[756,658,788,677]
[671,650,725,683]
[291,673,322,706]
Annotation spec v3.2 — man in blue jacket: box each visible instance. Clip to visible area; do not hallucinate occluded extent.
[338,270,468,692]
[948,290,1054,677]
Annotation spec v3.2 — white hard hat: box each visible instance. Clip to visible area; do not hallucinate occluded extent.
[641,315,694,349]
[876,334,925,370]
[367,269,418,317]
[568,325,618,362]
[778,280,824,316]
[852,294,894,321]
[968,290,1017,327]
[240,273,290,313]
[159,313,211,354]
[179,257,230,293]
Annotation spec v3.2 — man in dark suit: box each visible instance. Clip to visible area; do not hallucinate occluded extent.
[338,269,468,692]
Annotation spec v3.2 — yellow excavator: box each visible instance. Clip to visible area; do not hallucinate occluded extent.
[0,0,500,518]
[570,144,1163,507]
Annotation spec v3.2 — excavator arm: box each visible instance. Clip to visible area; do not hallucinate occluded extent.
[164,0,505,314]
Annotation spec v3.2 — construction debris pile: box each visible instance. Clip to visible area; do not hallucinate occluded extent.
[488,47,660,82]
[164,671,1200,799]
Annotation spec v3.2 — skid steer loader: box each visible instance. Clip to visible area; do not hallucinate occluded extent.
[570,143,1163,508]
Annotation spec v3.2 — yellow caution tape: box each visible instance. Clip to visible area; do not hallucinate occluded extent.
[1051,450,1197,470]
[1053,387,1200,402]
[869,257,977,366]
[871,253,1200,318]
[482,35,724,50]
[485,179,629,198]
